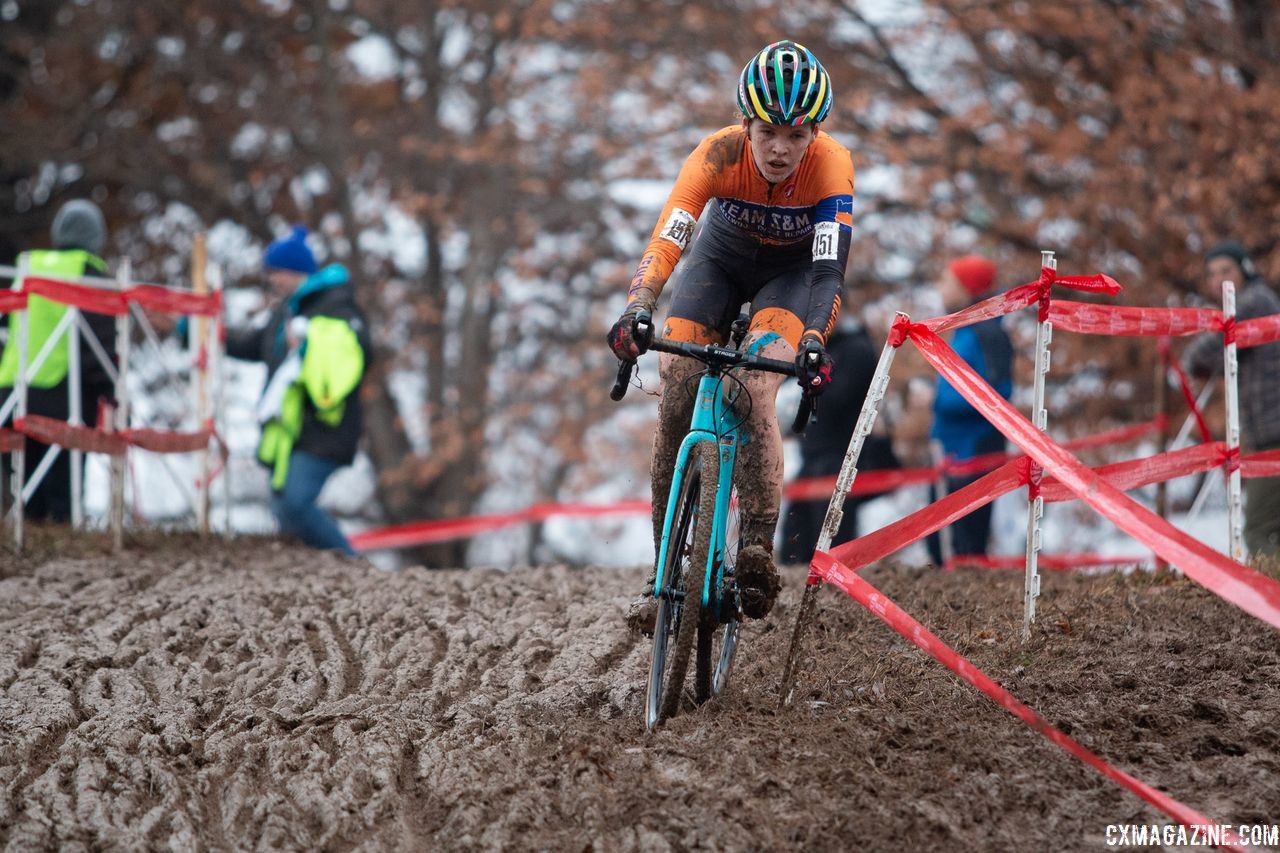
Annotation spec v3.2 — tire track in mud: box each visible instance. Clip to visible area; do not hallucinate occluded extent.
[2,538,1278,850]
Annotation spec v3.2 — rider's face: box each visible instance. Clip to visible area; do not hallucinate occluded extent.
[744,119,817,184]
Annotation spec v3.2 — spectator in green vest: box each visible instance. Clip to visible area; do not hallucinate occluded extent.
[225,225,370,555]
[1,199,117,521]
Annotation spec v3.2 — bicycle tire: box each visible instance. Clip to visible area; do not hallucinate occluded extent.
[695,482,740,704]
[645,441,719,728]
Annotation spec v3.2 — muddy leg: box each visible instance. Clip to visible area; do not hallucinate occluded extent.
[650,353,702,558]
[735,333,793,548]
[732,332,793,619]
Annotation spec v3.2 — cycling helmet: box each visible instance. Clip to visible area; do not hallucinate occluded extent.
[737,40,832,126]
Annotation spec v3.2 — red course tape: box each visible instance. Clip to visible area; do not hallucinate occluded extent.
[909,324,1280,633]
[811,551,1245,849]
[1050,301,1222,338]
[1236,313,1280,349]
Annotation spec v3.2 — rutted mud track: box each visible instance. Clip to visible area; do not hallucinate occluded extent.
[2,532,1278,851]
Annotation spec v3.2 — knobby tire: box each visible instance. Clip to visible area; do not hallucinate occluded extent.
[656,442,720,724]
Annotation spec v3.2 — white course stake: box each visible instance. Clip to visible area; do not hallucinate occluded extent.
[67,300,84,529]
[780,312,906,707]
[1222,281,1244,562]
[1023,250,1055,641]
[110,259,132,551]
[12,255,29,550]
[192,234,211,535]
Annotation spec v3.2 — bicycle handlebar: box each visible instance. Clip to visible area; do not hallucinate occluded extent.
[609,330,817,434]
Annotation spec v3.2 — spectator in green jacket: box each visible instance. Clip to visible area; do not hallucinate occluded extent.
[226,225,371,555]
[1,199,116,521]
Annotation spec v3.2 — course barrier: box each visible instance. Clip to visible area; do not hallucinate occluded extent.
[780,255,1280,706]
[1,239,226,549]
[347,251,1279,578]
[811,550,1247,850]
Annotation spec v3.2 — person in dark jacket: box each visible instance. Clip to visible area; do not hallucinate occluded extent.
[1,199,117,521]
[780,316,899,563]
[1182,240,1280,559]
[924,255,1013,565]
[227,225,370,555]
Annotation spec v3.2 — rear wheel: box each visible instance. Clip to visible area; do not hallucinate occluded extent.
[645,442,720,729]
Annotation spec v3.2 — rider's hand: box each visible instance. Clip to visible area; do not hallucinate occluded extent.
[795,333,834,395]
[607,300,655,361]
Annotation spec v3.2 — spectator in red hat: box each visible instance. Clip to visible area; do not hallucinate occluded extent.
[925,255,1013,566]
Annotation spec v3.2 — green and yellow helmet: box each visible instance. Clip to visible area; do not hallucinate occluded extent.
[737,40,832,126]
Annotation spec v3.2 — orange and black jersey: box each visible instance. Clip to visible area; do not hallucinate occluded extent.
[628,125,855,342]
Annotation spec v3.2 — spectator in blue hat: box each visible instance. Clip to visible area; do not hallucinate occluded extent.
[224,225,370,555]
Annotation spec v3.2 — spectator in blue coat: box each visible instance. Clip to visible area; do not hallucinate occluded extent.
[225,225,370,556]
[925,255,1014,565]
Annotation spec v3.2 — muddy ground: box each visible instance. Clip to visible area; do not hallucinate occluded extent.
[1,530,1278,851]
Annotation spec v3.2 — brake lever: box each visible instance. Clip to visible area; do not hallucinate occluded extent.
[610,359,635,401]
[791,389,816,435]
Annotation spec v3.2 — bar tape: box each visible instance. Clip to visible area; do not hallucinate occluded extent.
[810,550,1245,849]
[909,324,1280,633]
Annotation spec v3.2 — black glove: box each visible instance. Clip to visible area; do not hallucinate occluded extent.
[795,334,834,395]
[607,302,655,361]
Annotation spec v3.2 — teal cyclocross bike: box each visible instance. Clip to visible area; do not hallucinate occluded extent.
[611,312,814,729]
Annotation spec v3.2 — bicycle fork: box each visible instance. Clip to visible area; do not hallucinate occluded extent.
[653,377,741,612]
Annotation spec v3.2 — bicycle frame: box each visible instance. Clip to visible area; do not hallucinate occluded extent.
[653,369,741,609]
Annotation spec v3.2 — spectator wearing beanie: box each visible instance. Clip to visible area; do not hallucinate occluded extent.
[1183,240,1280,558]
[925,255,1014,566]
[1,199,116,522]
[223,225,370,556]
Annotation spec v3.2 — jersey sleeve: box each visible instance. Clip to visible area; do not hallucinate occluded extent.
[625,131,729,307]
[804,137,856,342]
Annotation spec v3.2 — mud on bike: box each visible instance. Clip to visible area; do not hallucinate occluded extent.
[611,312,815,729]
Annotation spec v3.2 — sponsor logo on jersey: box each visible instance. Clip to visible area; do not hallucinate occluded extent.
[715,200,816,242]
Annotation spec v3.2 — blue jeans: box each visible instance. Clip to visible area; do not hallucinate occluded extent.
[270,449,355,555]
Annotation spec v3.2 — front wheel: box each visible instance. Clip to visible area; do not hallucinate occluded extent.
[645,441,720,729]
[695,482,740,704]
